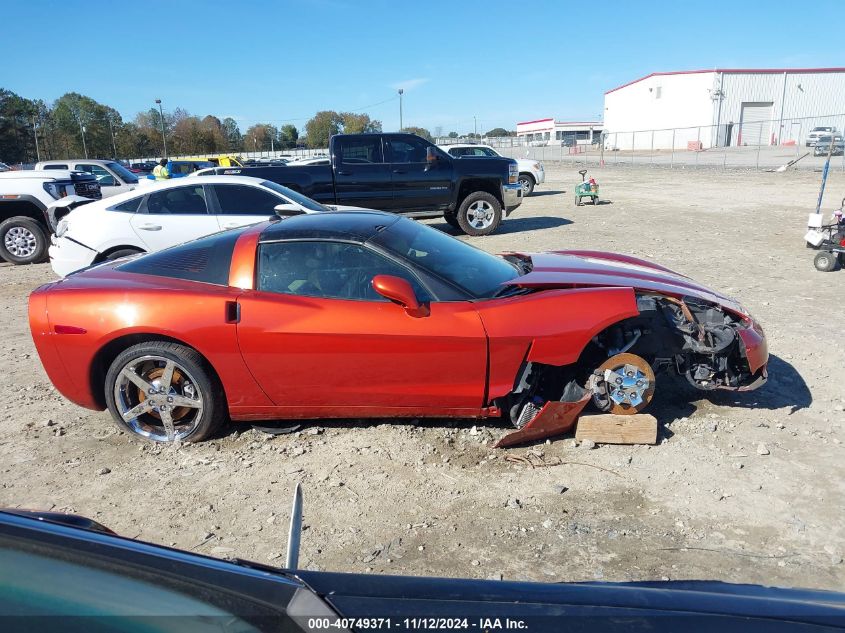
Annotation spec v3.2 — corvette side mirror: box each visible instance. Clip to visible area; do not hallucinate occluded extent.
[274,203,305,216]
[372,275,428,317]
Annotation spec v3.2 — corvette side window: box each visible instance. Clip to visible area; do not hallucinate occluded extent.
[258,241,429,302]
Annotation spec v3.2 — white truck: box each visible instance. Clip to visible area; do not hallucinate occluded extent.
[35,159,142,197]
[439,144,545,195]
[0,170,101,264]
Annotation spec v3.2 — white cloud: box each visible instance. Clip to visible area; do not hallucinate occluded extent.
[391,78,430,91]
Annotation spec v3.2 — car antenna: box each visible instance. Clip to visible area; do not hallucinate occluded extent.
[285,482,303,570]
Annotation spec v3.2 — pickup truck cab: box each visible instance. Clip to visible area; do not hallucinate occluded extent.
[201,133,523,235]
[36,159,140,198]
[0,169,101,264]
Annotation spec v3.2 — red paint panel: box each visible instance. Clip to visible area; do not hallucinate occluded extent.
[31,271,272,411]
[738,326,768,375]
[236,291,488,411]
[229,222,267,290]
[477,287,639,401]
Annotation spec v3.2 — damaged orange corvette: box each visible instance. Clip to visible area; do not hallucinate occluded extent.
[29,211,767,445]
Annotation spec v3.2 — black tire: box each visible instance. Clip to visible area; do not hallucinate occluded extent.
[443,211,460,229]
[592,195,599,205]
[105,248,144,261]
[814,250,839,272]
[0,217,48,265]
[456,191,502,236]
[518,174,535,196]
[104,341,226,443]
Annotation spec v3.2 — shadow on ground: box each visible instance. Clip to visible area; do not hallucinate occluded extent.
[529,190,565,197]
[236,355,810,443]
[431,216,573,236]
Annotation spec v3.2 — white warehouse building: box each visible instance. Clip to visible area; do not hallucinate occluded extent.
[602,67,845,150]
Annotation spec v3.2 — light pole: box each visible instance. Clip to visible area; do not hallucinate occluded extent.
[155,99,167,157]
[474,115,477,138]
[398,89,404,131]
[32,115,41,162]
[80,123,88,159]
[108,118,117,159]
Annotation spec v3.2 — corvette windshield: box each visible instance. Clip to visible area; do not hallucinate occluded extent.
[371,218,521,298]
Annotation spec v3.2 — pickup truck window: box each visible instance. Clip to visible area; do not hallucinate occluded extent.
[388,137,429,163]
[337,137,383,164]
[76,164,117,186]
[43,164,68,170]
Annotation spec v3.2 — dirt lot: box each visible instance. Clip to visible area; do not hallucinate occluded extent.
[1,164,843,590]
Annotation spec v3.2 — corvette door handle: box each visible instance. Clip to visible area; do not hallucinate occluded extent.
[392,169,407,174]
[138,223,162,231]
[337,170,352,176]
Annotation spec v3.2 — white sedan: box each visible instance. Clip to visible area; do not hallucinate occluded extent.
[49,175,341,277]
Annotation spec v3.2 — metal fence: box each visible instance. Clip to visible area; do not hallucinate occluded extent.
[485,112,845,172]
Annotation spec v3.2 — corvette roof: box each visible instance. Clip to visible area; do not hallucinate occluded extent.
[259,210,400,242]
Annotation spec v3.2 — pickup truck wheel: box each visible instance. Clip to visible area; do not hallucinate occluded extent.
[0,217,48,265]
[443,212,460,229]
[457,192,502,236]
[518,174,535,196]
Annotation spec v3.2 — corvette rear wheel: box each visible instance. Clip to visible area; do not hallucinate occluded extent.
[592,353,655,415]
[105,342,226,442]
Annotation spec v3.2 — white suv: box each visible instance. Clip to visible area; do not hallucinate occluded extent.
[439,144,545,195]
[49,175,349,277]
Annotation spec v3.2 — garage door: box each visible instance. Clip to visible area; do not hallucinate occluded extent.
[738,102,774,146]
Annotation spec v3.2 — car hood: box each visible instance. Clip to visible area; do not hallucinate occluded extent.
[506,250,747,314]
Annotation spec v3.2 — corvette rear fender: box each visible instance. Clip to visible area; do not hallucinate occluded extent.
[476,287,640,402]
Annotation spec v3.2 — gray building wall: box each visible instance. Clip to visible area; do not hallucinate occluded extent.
[714,70,845,145]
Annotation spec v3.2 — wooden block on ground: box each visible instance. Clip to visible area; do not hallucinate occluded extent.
[575,414,658,445]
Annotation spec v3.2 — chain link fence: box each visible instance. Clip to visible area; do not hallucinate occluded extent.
[484,113,845,171]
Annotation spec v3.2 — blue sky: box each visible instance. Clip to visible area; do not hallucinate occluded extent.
[5,0,845,134]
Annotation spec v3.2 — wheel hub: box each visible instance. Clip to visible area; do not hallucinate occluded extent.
[591,352,656,415]
[467,202,494,229]
[5,227,36,257]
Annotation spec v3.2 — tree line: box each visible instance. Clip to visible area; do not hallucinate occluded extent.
[1,87,512,164]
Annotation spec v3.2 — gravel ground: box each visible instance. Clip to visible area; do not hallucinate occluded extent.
[1,164,843,590]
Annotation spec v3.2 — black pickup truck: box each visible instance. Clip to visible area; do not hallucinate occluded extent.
[203,133,523,236]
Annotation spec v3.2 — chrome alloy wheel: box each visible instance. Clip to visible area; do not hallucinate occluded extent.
[4,226,37,258]
[603,364,651,408]
[465,200,496,230]
[113,355,203,442]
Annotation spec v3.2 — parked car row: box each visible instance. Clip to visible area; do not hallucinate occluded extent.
[48,175,366,276]
[203,132,523,236]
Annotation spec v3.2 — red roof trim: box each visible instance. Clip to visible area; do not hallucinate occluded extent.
[554,121,603,126]
[516,118,554,126]
[605,67,845,94]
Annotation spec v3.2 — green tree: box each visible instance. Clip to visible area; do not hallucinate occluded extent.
[340,112,382,134]
[447,131,458,138]
[244,123,280,152]
[221,117,242,152]
[0,88,38,163]
[305,110,342,148]
[278,124,299,149]
[401,126,432,141]
[486,127,511,137]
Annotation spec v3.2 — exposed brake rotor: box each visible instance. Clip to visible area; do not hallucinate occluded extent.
[138,366,192,421]
[592,352,655,415]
